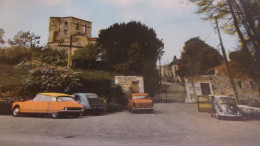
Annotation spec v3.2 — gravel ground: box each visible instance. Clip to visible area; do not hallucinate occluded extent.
[0,103,260,146]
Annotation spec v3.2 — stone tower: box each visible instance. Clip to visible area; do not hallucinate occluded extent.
[47,16,97,66]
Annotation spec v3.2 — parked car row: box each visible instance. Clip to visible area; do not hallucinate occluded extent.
[12,92,105,118]
[12,92,155,118]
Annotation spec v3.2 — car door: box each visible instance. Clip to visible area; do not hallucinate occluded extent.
[20,100,38,113]
[48,97,60,113]
[36,95,52,113]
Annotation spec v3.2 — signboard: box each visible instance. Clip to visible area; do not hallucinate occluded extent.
[115,76,144,94]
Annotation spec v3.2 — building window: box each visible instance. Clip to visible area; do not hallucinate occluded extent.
[84,24,87,32]
[64,30,68,35]
[51,20,54,25]
[76,22,79,30]
[250,81,254,89]
[65,21,68,26]
[238,81,242,88]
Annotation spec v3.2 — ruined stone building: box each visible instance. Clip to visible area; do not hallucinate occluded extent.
[157,63,181,83]
[47,16,97,66]
[185,62,259,103]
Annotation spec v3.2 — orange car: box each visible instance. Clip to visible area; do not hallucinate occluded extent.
[12,93,83,118]
[128,93,154,113]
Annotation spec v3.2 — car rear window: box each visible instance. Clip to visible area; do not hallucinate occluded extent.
[132,95,149,99]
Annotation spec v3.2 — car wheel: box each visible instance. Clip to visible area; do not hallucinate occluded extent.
[12,106,20,117]
[211,112,216,117]
[51,112,59,118]
[216,112,221,120]
[128,107,132,112]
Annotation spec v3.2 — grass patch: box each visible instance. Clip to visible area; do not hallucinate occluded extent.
[0,64,27,86]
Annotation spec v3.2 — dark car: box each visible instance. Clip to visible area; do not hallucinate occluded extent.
[72,93,104,115]
[211,95,243,120]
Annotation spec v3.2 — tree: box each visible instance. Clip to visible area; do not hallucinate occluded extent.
[195,0,260,70]
[0,28,4,44]
[196,0,260,93]
[98,21,164,94]
[98,21,164,74]
[176,37,222,78]
[72,44,100,69]
[8,31,41,49]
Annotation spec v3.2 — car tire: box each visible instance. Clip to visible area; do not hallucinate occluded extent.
[12,106,20,117]
[51,112,59,118]
[128,107,132,112]
[216,112,221,120]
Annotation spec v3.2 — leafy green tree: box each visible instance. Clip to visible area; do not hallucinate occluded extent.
[196,0,260,93]
[98,21,164,95]
[72,44,100,69]
[176,37,222,78]
[8,31,41,49]
[195,0,260,69]
[0,28,4,44]
[98,21,164,74]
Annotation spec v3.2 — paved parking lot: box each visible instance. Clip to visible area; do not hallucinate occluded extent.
[0,103,260,146]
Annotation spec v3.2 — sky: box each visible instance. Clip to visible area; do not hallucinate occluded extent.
[0,0,238,65]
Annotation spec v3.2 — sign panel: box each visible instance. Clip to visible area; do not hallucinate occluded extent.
[115,76,144,94]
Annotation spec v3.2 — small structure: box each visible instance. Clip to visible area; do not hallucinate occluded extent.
[115,76,144,95]
[157,63,181,83]
[185,62,259,103]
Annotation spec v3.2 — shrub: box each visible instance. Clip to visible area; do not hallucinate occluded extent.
[75,78,127,106]
[106,104,126,113]
[17,58,81,93]
[0,46,31,65]
[108,85,127,106]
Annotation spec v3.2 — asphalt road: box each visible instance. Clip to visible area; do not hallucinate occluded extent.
[0,103,260,146]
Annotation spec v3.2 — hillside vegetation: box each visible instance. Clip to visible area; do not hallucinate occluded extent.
[0,64,26,86]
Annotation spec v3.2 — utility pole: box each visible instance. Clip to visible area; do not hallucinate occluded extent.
[215,18,240,104]
[159,56,162,86]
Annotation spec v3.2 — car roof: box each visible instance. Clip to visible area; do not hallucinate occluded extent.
[132,93,149,96]
[74,93,97,96]
[38,93,71,98]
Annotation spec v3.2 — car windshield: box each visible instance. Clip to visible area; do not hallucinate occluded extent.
[132,95,149,99]
[219,97,235,104]
[57,96,74,101]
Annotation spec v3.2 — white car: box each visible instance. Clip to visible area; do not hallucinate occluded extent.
[211,95,243,120]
